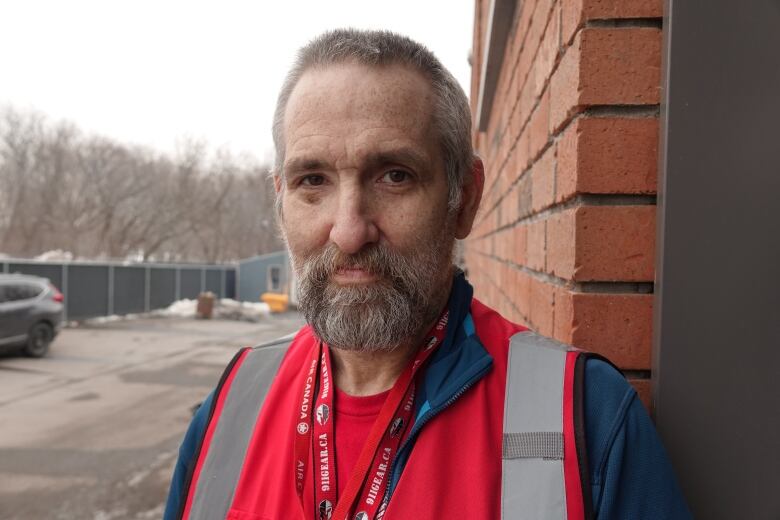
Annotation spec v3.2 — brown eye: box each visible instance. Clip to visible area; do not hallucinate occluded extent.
[301,174,325,186]
[382,170,409,183]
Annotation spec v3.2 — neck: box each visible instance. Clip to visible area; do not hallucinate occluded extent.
[329,344,418,396]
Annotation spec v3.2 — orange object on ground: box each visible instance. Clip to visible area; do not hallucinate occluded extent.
[261,292,289,313]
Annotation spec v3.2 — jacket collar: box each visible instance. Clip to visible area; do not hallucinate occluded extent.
[416,272,494,413]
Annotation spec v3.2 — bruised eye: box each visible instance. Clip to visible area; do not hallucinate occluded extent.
[381,170,410,184]
[300,174,325,187]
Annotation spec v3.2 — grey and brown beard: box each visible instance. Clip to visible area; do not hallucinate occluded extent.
[293,236,455,353]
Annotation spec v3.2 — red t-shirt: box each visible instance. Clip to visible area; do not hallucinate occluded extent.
[333,387,389,497]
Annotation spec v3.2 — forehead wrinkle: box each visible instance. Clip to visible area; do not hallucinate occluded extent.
[282,62,440,175]
[286,63,435,127]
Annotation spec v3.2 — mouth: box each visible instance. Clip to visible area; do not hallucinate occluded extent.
[331,266,379,284]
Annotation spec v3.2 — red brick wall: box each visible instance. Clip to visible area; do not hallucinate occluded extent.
[465,0,662,407]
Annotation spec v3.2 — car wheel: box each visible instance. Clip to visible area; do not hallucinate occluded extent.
[24,322,53,358]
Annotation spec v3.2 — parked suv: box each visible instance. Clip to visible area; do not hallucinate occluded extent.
[0,274,64,357]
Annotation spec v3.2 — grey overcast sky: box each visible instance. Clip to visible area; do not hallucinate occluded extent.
[0,0,475,163]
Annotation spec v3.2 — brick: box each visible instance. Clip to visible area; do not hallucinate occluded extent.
[493,229,504,260]
[484,172,504,214]
[557,117,658,201]
[503,37,525,112]
[556,118,578,203]
[562,0,585,47]
[579,28,662,105]
[505,189,519,225]
[508,102,524,148]
[516,173,533,219]
[513,269,533,322]
[516,73,536,128]
[495,227,513,262]
[553,285,575,343]
[562,0,663,47]
[524,0,555,70]
[514,120,531,173]
[497,129,512,175]
[531,143,556,212]
[498,262,509,291]
[549,32,582,133]
[507,0,538,102]
[576,117,658,194]
[533,0,557,42]
[495,171,511,207]
[546,208,576,279]
[533,3,561,100]
[570,292,653,369]
[526,219,546,271]
[504,141,523,185]
[528,88,551,161]
[543,205,656,281]
[574,205,655,281]
[550,28,662,133]
[515,46,534,105]
[513,223,528,266]
[516,0,538,52]
[483,156,498,189]
[529,277,555,337]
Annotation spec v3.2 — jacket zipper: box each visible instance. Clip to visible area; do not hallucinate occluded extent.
[381,360,493,507]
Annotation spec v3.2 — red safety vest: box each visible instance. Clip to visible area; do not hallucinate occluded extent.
[178,299,594,520]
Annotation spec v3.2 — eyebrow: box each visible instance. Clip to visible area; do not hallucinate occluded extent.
[283,146,430,176]
[283,157,330,174]
[362,148,429,171]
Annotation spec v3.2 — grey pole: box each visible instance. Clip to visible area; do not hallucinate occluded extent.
[144,266,151,312]
[236,262,242,302]
[107,265,115,316]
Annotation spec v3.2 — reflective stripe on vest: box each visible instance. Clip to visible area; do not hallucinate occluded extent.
[501,331,588,520]
[181,340,289,520]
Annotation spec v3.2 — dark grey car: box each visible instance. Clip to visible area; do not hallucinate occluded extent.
[0,274,64,357]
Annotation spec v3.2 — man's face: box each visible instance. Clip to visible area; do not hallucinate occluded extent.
[276,61,457,351]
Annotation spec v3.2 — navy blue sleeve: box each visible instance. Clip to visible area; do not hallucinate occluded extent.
[163,391,214,520]
[584,359,692,519]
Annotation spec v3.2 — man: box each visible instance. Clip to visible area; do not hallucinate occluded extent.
[164,29,690,520]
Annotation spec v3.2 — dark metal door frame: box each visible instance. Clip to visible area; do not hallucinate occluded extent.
[653,1,780,518]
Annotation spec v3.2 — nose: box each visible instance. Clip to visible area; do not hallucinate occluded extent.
[328,186,379,255]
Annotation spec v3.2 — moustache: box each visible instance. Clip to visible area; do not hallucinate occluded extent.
[301,243,406,286]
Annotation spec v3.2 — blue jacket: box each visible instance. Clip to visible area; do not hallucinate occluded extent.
[165,281,691,519]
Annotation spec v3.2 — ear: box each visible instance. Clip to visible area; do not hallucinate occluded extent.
[273,173,282,194]
[454,157,484,240]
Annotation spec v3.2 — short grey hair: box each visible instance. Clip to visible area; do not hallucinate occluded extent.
[272,28,473,210]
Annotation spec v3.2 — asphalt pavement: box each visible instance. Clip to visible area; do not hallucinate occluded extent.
[0,313,304,520]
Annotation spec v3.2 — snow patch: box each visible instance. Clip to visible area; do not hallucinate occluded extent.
[153,298,271,321]
[34,249,74,261]
[74,298,272,326]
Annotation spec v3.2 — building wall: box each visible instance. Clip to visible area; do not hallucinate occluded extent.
[465,0,662,406]
[237,251,291,302]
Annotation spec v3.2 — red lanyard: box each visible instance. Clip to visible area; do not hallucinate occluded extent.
[294,310,450,520]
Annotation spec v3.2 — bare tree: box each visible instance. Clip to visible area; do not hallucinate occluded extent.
[0,106,282,263]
